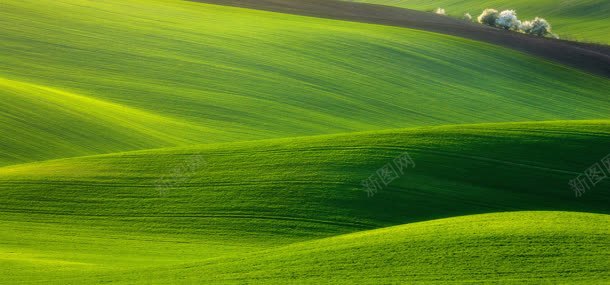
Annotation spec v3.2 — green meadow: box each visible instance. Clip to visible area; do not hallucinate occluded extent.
[1,0,609,283]
[2,121,609,283]
[351,0,610,43]
[2,0,610,165]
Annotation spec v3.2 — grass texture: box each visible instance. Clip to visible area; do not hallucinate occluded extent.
[1,121,609,283]
[1,0,609,165]
[1,0,609,283]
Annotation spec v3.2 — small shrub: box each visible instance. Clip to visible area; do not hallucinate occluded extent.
[521,17,552,37]
[435,8,446,15]
[520,21,533,32]
[477,9,499,26]
[463,13,472,21]
[495,10,521,30]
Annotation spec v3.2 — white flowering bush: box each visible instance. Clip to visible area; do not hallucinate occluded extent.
[463,13,472,21]
[521,17,552,36]
[477,9,499,26]
[496,10,521,30]
[520,21,533,32]
[476,8,555,37]
[435,8,446,15]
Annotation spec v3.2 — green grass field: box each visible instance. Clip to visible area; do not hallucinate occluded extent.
[2,0,610,166]
[2,120,609,283]
[5,212,607,284]
[349,0,610,44]
[1,0,609,283]
[92,211,610,284]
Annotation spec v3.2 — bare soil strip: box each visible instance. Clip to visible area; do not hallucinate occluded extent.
[190,0,610,77]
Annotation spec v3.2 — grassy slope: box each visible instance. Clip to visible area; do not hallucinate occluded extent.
[1,0,609,283]
[349,0,610,43]
[1,121,609,283]
[91,212,610,284]
[2,0,610,165]
[0,78,223,165]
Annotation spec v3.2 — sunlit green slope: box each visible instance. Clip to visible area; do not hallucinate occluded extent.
[0,78,224,165]
[2,0,610,165]
[1,120,609,283]
[350,0,610,43]
[1,1,609,283]
[91,212,610,284]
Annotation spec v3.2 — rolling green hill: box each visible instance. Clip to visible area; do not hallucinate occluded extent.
[87,211,610,284]
[2,0,610,165]
[0,77,220,165]
[349,0,610,43]
[1,0,609,283]
[1,120,609,283]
